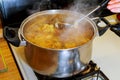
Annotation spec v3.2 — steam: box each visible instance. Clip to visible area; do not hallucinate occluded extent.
[69,0,98,17]
[27,0,99,16]
[27,0,97,46]
[58,0,98,45]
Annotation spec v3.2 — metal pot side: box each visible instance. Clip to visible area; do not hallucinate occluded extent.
[19,10,97,78]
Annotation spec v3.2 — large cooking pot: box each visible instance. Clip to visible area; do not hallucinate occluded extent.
[17,10,99,78]
[3,9,112,78]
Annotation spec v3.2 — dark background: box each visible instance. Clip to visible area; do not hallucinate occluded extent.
[0,0,113,27]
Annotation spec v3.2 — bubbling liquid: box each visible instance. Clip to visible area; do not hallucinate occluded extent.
[23,14,94,49]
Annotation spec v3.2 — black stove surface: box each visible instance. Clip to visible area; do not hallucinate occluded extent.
[34,61,109,80]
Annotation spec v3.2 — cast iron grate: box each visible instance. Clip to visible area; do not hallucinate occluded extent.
[34,61,109,80]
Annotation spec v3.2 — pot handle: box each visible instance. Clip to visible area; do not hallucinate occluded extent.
[18,29,26,46]
[3,26,26,47]
[3,26,20,47]
[110,24,120,37]
[92,17,111,36]
[109,14,120,37]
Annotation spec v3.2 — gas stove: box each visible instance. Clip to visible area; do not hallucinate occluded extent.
[9,29,120,80]
[9,44,110,80]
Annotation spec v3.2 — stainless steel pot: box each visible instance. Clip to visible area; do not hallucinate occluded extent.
[18,10,98,78]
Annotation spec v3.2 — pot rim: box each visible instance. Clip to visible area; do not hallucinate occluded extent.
[19,9,98,51]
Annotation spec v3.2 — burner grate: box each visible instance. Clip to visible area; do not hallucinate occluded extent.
[34,61,109,80]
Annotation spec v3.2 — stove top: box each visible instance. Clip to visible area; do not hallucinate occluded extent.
[8,44,110,80]
[8,28,120,80]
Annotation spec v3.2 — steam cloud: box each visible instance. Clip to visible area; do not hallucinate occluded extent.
[69,0,98,17]
[28,0,99,16]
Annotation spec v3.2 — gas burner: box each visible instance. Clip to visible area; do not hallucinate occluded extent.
[34,61,109,80]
